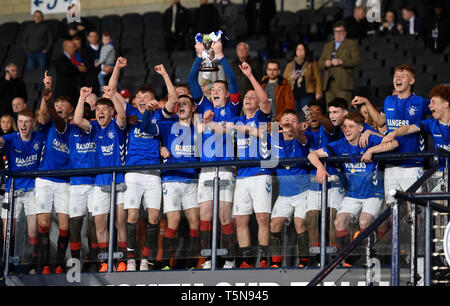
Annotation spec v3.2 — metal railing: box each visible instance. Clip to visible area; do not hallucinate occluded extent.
[1,151,448,284]
[308,149,449,286]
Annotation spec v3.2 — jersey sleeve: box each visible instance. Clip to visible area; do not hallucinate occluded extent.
[415,118,431,134]
[1,133,14,148]
[367,134,383,147]
[188,57,204,101]
[421,97,432,116]
[323,139,343,156]
[195,95,214,115]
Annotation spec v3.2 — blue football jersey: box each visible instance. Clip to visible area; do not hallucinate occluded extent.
[272,133,309,197]
[91,120,127,186]
[416,118,449,170]
[196,96,242,162]
[158,120,199,182]
[232,110,272,178]
[323,135,384,199]
[2,132,44,192]
[125,105,161,166]
[68,124,96,185]
[38,122,70,183]
[383,94,431,167]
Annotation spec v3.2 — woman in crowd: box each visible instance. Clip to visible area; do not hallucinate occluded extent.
[283,43,323,121]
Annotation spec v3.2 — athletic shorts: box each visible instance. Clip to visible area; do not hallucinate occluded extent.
[69,184,95,218]
[271,191,308,220]
[384,166,423,203]
[197,167,235,203]
[124,172,162,211]
[34,178,69,215]
[233,175,272,215]
[306,187,344,212]
[337,197,383,218]
[91,186,124,216]
[162,181,198,213]
[1,191,36,219]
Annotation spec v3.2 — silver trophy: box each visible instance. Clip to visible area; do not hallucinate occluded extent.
[196,31,223,72]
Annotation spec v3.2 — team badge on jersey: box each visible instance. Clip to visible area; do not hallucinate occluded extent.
[220,109,226,117]
[108,130,115,140]
[408,105,417,116]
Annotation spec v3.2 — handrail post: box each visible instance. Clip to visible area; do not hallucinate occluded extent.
[320,162,328,272]
[107,172,117,273]
[3,177,15,278]
[391,199,400,286]
[211,167,220,271]
[410,202,417,286]
[424,200,432,286]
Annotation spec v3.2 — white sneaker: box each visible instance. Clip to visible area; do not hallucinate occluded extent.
[126,259,136,271]
[139,259,149,271]
[202,260,211,269]
[223,260,235,269]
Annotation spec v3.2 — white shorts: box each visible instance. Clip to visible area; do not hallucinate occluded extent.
[306,187,344,212]
[1,191,36,219]
[91,186,125,216]
[197,167,235,203]
[233,175,272,215]
[162,181,199,213]
[338,197,383,218]
[124,172,162,211]
[384,166,423,203]
[69,184,95,218]
[34,178,69,215]
[271,191,308,220]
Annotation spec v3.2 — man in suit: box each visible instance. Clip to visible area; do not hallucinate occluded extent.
[80,30,101,95]
[319,21,360,106]
[397,5,423,36]
[163,0,191,53]
[54,40,84,106]
[0,63,27,117]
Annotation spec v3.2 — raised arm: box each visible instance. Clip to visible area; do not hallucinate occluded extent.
[154,64,177,115]
[39,70,53,124]
[42,87,67,133]
[108,57,127,108]
[213,41,240,98]
[239,62,271,114]
[361,138,399,162]
[352,96,386,127]
[103,85,126,129]
[188,42,205,101]
[73,87,93,132]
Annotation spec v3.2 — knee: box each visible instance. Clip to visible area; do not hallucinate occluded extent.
[127,210,139,224]
[334,216,348,231]
[359,216,373,231]
[256,214,270,227]
[269,218,285,233]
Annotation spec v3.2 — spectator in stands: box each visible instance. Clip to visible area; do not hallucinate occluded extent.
[344,6,370,41]
[23,10,53,71]
[0,63,27,117]
[425,1,450,53]
[54,40,83,105]
[319,21,360,106]
[283,43,323,121]
[231,42,263,97]
[81,30,101,95]
[95,32,116,95]
[245,0,276,37]
[193,0,220,35]
[72,36,88,85]
[12,97,27,120]
[378,9,400,36]
[397,5,423,36]
[0,114,17,135]
[163,0,191,53]
[260,60,295,122]
[215,0,243,42]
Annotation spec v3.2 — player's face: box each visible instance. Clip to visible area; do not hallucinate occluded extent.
[328,106,348,127]
[17,115,34,139]
[211,82,228,107]
[54,100,70,120]
[393,70,414,94]
[95,104,114,127]
[176,86,190,98]
[280,113,298,131]
[308,105,323,129]
[429,96,449,120]
[177,97,195,120]
[243,90,259,112]
[342,119,363,143]
[136,91,155,113]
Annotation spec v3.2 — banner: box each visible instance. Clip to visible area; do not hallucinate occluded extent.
[30,0,79,15]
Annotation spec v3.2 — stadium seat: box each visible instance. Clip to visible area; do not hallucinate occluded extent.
[0,22,19,46]
[84,16,101,32]
[384,55,413,70]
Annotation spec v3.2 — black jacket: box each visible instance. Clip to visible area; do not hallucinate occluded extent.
[54,54,80,106]
[163,3,191,35]
[0,77,27,117]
